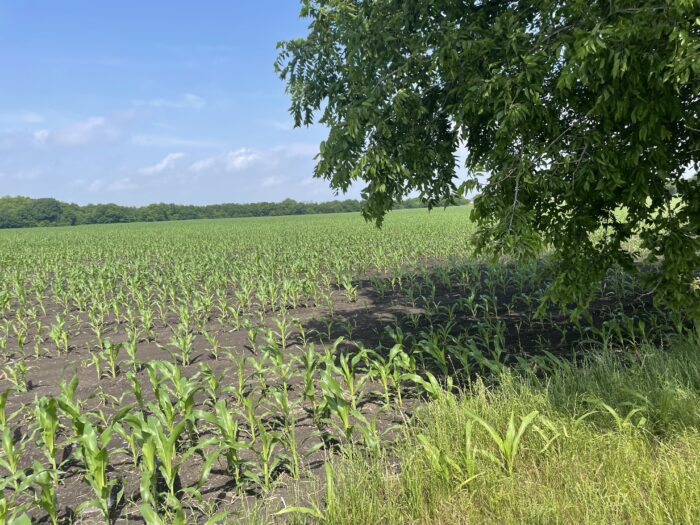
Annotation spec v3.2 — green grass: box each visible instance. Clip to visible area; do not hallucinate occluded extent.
[279,340,700,525]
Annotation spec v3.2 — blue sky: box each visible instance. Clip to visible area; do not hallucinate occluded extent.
[0,1,361,205]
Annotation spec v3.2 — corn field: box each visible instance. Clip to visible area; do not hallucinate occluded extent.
[0,208,688,524]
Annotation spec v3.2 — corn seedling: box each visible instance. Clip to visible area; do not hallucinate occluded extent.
[98,338,122,379]
[467,410,539,476]
[197,399,249,485]
[34,397,60,470]
[1,361,31,392]
[74,421,123,524]
[167,326,196,367]
[336,345,369,410]
[320,370,354,441]
[246,421,286,492]
[29,461,59,525]
[48,316,69,354]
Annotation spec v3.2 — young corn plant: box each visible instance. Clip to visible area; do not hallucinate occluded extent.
[139,503,186,525]
[292,318,308,347]
[123,338,140,372]
[1,361,31,392]
[246,354,269,394]
[88,310,106,349]
[595,400,648,432]
[367,349,394,407]
[264,339,294,390]
[0,390,21,433]
[269,384,293,428]
[140,306,156,341]
[0,427,26,489]
[149,361,202,443]
[13,325,27,359]
[141,415,203,512]
[417,333,450,376]
[228,357,248,403]
[48,316,69,354]
[340,275,358,302]
[403,371,453,401]
[320,370,354,442]
[417,432,481,491]
[299,344,320,417]
[354,411,385,459]
[127,370,144,409]
[0,474,34,525]
[115,411,148,468]
[336,346,369,410]
[145,367,177,430]
[273,314,292,351]
[244,320,260,354]
[34,397,60,470]
[240,391,260,444]
[167,325,196,367]
[202,330,222,361]
[29,461,59,525]
[75,421,123,524]
[138,427,159,510]
[228,304,243,331]
[97,339,122,379]
[196,399,249,486]
[56,374,85,438]
[197,363,224,406]
[278,415,310,481]
[246,421,286,492]
[467,410,539,476]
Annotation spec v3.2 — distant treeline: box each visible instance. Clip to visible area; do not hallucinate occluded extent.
[0,196,468,229]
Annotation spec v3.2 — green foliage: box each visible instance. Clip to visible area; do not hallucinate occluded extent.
[277,0,700,316]
[0,195,466,229]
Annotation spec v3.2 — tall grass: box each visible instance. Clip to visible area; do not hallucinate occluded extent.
[278,340,700,525]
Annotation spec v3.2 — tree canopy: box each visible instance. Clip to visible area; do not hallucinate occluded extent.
[0,196,461,230]
[277,0,700,316]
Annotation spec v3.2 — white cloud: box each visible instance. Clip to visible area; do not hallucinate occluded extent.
[139,152,186,175]
[131,134,219,148]
[52,116,119,146]
[189,148,265,174]
[187,144,318,176]
[133,93,206,110]
[189,156,218,173]
[224,148,262,171]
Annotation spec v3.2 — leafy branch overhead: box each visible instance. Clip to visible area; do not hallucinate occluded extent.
[276,0,700,315]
